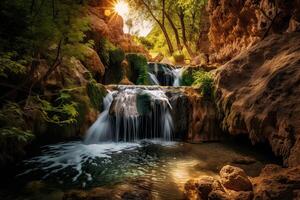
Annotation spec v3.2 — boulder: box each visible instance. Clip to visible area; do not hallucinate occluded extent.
[184,176,224,200]
[219,165,252,191]
[81,47,105,81]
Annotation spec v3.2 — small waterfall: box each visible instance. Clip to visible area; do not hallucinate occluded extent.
[84,87,173,144]
[147,62,182,86]
[173,68,183,86]
[148,72,160,85]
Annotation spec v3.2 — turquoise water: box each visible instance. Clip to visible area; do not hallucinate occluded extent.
[0,140,276,200]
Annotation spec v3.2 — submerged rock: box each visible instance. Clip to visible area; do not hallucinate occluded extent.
[63,180,153,200]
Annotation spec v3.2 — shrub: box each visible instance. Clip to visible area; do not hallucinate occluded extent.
[126,53,149,85]
[192,71,214,97]
[180,68,214,97]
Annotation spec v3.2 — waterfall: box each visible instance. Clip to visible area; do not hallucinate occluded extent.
[147,62,182,86]
[148,72,160,85]
[84,87,173,144]
[173,68,183,86]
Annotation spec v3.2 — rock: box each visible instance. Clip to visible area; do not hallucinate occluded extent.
[184,176,224,200]
[184,87,221,142]
[231,156,257,165]
[219,165,252,191]
[86,3,148,55]
[252,164,300,200]
[208,190,230,200]
[81,47,105,81]
[229,191,253,200]
[214,33,300,167]
[207,0,300,64]
[63,180,152,200]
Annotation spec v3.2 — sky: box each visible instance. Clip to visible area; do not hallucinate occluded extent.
[114,0,153,37]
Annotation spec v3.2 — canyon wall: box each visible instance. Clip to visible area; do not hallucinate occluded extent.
[214,33,300,167]
[208,0,300,64]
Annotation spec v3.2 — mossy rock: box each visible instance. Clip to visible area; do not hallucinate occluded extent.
[180,68,195,86]
[126,53,149,85]
[136,92,152,115]
[86,80,107,112]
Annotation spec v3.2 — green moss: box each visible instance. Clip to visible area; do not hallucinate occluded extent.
[98,37,115,66]
[136,92,152,115]
[180,68,195,86]
[180,68,214,98]
[126,53,149,85]
[192,71,214,98]
[86,80,107,111]
[109,48,125,67]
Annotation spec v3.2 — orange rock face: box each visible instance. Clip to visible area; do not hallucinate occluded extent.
[208,0,300,64]
[215,33,300,167]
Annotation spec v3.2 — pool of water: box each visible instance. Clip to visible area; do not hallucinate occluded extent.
[0,140,276,200]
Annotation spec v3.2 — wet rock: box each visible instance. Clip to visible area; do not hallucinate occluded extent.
[219,165,252,191]
[184,87,221,142]
[184,176,224,200]
[63,181,153,200]
[252,164,300,200]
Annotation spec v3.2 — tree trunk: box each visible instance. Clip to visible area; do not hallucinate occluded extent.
[165,11,182,51]
[140,0,174,55]
[178,10,194,57]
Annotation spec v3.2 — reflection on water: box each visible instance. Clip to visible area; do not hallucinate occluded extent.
[1,140,275,200]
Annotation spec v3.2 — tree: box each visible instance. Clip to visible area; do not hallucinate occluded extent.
[130,0,175,55]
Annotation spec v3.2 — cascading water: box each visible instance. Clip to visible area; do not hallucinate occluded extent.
[84,86,173,144]
[147,62,183,86]
[172,68,183,86]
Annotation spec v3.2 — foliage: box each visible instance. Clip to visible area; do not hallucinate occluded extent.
[109,48,126,67]
[0,102,34,166]
[98,37,116,66]
[134,36,154,50]
[36,91,79,125]
[180,68,195,86]
[192,70,214,97]
[0,52,27,78]
[86,80,107,111]
[136,92,152,115]
[180,68,214,97]
[126,53,149,85]
[0,0,92,84]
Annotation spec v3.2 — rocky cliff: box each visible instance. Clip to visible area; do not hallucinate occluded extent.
[214,32,300,167]
[208,0,300,64]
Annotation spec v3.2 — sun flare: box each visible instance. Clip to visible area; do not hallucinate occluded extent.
[114,0,129,17]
